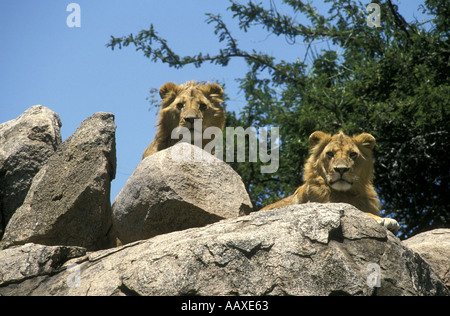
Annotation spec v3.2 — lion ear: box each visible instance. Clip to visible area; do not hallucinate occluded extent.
[207,83,224,97]
[202,83,224,104]
[309,131,331,148]
[159,82,180,105]
[354,133,376,150]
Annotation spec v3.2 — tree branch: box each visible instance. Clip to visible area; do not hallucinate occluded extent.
[387,0,412,43]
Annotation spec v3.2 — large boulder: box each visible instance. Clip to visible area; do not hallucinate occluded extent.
[0,105,62,237]
[403,229,450,289]
[0,203,447,296]
[0,112,116,251]
[112,142,253,244]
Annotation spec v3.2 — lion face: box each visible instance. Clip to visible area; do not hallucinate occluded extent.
[158,81,225,135]
[142,81,226,159]
[307,131,376,192]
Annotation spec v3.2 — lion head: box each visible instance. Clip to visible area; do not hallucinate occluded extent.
[304,131,376,193]
[158,81,225,134]
[143,81,225,158]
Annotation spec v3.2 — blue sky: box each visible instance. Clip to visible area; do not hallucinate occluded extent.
[0,0,429,201]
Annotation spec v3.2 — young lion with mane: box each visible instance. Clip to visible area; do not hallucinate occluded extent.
[261,131,399,233]
[143,81,225,159]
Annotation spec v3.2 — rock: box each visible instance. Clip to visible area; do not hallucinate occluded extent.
[0,105,62,237]
[0,112,116,251]
[403,229,450,289]
[1,203,447,296]
[112,142,253,244]
[0,243,85,291]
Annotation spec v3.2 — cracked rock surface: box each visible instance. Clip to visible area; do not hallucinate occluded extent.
[0,203,448,296]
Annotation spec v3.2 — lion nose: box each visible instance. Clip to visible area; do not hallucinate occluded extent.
[184,117,197,125]
[334,166,350,175]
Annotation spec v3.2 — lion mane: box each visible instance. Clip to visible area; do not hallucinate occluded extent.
[142,81,225,159]
[261,131,399,233]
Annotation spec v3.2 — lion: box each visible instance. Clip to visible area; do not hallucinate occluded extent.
[260,131,399,233]
[142,81,226,159]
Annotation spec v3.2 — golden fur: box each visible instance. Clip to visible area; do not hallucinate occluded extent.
[261,131,399,232]
[143,81,225,159]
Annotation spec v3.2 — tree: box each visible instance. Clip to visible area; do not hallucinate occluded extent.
[107,0,449,239]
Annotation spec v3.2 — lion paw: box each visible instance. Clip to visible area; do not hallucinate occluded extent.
[377,217,400,234]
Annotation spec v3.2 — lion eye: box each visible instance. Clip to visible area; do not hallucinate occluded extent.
[199,102,207,111]
[176,103,184,110]
[350,152,358,160]
[326,151,334,159]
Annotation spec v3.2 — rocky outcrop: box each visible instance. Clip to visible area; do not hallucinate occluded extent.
[0,204,447,296]
[112,143,253,244]
[403,229,450,289]
[0,112,116,251]
[0,106,448,296]
[0,105,62,237]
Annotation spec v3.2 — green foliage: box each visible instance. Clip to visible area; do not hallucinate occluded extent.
[108,0,449,239]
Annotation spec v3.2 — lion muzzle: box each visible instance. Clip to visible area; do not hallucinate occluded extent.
[182,109,202,130]
[334,166,350,175]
